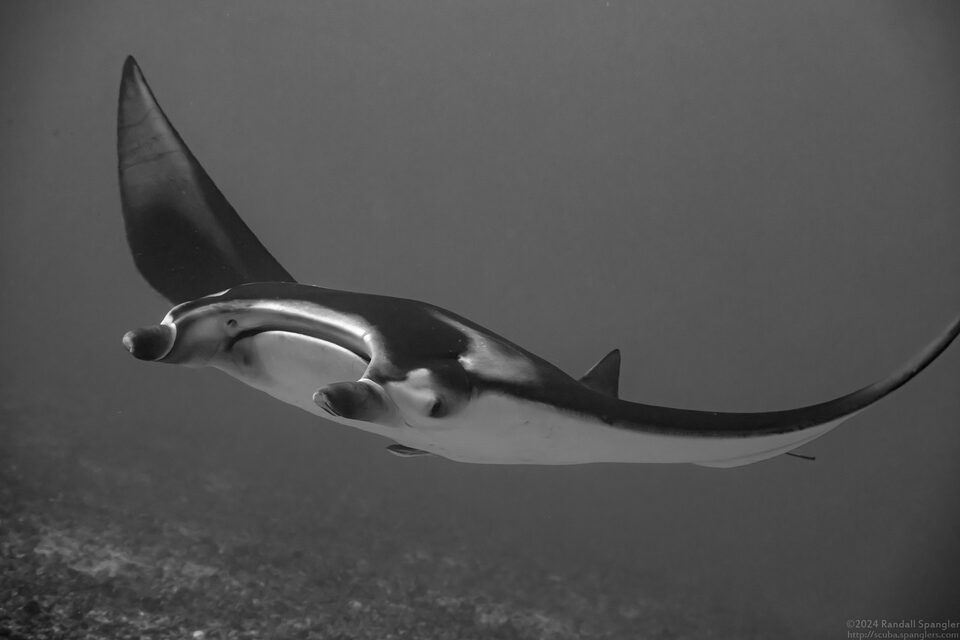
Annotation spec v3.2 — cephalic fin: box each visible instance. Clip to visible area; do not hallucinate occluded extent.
[118,56,295,304]
[386,444,433,457]
[313,380,395,424]
[579,349,621,397]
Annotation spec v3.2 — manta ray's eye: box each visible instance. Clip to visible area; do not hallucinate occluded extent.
[225,318,238,330]
[429,397,447,418]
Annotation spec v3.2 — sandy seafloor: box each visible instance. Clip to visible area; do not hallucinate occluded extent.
[0,389,787,640]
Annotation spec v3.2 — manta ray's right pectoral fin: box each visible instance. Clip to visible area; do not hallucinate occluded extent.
[313,380,396,425]
[118,57,295,304]
[579,349,621,397]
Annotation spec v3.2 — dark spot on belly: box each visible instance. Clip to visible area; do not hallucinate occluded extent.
[232,349,254,368]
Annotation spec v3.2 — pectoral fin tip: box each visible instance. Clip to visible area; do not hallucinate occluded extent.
[387,444,432,457]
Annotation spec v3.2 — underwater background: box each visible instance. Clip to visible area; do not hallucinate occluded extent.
[2,2,959,638]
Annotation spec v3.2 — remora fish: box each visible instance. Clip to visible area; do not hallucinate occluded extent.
[118,57,958,467]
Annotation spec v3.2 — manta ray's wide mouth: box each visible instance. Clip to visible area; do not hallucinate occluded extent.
[123,323,177,361]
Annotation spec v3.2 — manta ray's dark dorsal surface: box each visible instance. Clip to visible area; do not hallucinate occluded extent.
[118,56,294,304]
[119,57,959,467]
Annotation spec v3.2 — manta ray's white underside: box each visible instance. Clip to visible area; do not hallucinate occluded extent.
[220,331,841,466]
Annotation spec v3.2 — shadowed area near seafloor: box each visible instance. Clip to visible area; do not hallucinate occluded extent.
[0,390,789,640]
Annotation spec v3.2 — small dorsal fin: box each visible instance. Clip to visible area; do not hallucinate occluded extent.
[387,444,433,457]
[579,349,621,397]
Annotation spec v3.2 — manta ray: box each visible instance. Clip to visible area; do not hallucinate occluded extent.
[118,57,959,467]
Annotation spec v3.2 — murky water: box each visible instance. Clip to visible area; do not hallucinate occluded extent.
[2,3,959,638]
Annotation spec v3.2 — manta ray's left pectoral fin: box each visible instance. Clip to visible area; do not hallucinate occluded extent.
[386,444,433,457]
[313,380,397,425]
